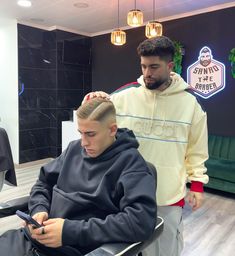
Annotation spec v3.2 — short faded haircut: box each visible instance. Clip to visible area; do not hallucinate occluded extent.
[76,98,116,123]
[137,36,175,62]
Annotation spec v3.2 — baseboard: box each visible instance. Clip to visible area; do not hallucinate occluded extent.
[14,158,53,169]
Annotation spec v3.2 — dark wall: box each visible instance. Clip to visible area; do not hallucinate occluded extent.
[92,7,235,136]
[92,28,143,93]
[18,24,92,163]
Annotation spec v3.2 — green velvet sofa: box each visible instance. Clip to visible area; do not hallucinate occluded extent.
[204,134,235,194]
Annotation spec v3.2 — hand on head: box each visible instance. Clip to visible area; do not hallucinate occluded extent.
[82,91,110,105]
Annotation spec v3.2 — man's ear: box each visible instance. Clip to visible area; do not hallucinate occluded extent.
[168,61,174,72]
[109,123,118,137]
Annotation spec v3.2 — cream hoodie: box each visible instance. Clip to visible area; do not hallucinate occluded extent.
[111,72,209,206]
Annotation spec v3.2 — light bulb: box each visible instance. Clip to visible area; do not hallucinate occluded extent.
[151,29,157,37]
[132,15,138,25]
[116,36,121,43]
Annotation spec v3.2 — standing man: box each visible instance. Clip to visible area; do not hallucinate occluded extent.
[84,36,209,256]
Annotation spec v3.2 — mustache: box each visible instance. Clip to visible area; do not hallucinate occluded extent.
[144,77,155,81]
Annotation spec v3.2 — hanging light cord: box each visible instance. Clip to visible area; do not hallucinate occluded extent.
[117,0,120,28]
[153,0,155,20]
[134,0,137,9]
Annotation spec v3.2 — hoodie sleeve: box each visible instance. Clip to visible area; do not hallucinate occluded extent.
[62,167,157,248]
[28,149,67,216]
[185,100,209,186]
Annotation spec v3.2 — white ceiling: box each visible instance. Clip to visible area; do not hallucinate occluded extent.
[1,0,235,36]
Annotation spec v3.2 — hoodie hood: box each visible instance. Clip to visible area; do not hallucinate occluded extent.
[137,72,189,96]
[82,128,139,161]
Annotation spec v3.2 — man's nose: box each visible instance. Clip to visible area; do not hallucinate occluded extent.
[81,135,89,147]
[144,67,152,77]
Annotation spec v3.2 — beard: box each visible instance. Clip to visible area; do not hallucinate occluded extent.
[200,59,211,67]
[144,77,168,90]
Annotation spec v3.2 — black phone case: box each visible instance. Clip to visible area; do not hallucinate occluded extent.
[16,210,42,228]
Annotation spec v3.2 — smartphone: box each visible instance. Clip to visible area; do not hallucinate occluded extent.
[16,210,42,228]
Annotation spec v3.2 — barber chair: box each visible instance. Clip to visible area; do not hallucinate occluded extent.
[0,128,17,191]
[0,158,163,255]
[0,128,27,216]
[0,199,163,256]
[84,216,163,256]
[0,171,6,191]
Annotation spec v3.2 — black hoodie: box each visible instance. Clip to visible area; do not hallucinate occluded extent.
[29,128,157,254]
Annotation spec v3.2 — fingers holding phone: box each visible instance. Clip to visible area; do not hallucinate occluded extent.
[32,218,65,248]
[29,211,48,234]
[26,212,48,243]
[16,210,42,228]
[16,210,48,235]
[16,210,64,247]
[32,211,48,226]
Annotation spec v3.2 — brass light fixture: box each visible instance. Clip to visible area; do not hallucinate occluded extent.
[127,0,143,27]
[111,0,126,46]
[145,0,163,38]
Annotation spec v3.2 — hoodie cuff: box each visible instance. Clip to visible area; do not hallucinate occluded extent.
[190,181,204,193]
[62,219,81,246]
[30,205,49,217]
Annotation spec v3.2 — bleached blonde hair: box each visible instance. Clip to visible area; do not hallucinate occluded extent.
[76,98,116,123]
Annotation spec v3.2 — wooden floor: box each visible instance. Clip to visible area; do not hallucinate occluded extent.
[182,189,235,256]
[0,163,41,233]
[0,162,235,256]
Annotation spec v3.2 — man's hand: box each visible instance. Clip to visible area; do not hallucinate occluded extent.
[32,211,49,225]
[186,191,204,211]
[25,211,48,233]
[82,91,110,104]
[31,218,65,248]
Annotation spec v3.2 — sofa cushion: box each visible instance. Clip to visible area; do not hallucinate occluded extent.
[208,135,235,161]
[205,157,235,182]
[205,176,235,194]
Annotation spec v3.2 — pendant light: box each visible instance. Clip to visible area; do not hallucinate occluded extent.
[111,0,126,46]
[127,0,143,27]
[145,0,163,38]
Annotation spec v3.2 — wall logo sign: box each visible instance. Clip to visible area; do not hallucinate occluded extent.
[187,46,226,99]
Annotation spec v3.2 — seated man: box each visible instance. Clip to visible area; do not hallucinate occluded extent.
[0,98,157,256]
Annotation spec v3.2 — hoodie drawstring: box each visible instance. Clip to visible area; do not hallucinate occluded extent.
[150,93,156,130]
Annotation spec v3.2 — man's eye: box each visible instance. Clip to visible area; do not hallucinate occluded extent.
[88,133,96,137]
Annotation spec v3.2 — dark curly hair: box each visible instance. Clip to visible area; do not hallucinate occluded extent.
[137,36,175,62]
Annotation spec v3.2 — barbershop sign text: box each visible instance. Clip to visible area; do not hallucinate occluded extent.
[187,46,226,99]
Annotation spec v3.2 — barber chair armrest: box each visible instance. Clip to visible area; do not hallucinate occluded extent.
[85,216,164,256]
[0,195,29,218]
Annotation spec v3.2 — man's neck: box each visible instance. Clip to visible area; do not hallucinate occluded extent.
[158,78,172,92]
